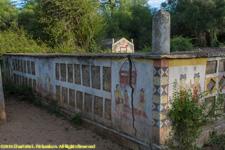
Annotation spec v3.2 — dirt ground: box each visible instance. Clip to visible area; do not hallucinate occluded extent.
[0,97,124,150]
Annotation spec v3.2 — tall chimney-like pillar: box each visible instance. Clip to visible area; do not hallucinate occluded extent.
[152,10,170,55]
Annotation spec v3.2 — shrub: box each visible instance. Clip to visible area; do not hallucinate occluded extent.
[0,28,49,58]
[171,36,193,52]
[168,82,224,149]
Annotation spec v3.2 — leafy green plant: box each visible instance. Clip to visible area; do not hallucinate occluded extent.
[171,36,194,52]
[4,84,35,102]
[0,28,48,58]
[168,82,224,150]
[140,45,152,53]
[204,131,225,150]
[70,114,83,125]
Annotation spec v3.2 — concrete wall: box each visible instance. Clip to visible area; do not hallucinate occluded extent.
[0,65,6,125]
[2,53,225,148]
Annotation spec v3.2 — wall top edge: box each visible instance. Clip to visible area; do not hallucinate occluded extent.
[3,49,225,59]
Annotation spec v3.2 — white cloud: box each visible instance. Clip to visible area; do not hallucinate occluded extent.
[148,0,166,8]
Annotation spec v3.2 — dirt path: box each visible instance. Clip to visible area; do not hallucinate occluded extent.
[0,97,124,150]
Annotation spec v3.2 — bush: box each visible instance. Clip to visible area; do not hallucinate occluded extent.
[204,131,225,149]
[168,82,224,149]
[0,28,49,58]
[171,36,193,52]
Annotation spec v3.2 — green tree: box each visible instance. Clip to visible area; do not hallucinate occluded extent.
[0,0,19,30]
[38,0,105,53]
[162,0,225,47]
[18,0,43,39]
[103,1,152,50]
[0,28,48,56]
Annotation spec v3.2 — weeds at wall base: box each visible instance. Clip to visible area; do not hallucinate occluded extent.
[203,131,225,150]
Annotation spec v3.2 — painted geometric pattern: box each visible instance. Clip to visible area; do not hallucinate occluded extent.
[152,60,169,128]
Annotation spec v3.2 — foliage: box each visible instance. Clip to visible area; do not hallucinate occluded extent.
[103,2,152,50]
[38,0,105,53]
[70,114,83,125]
[0,0,18,30]
[139,45,151,53]
[171,36,193,52]
[204,131,225,150]
[168,82,224,150]
[0,28,48,57]
[4,84,34,101]
[18,0,43,39]
[162,0,225,47]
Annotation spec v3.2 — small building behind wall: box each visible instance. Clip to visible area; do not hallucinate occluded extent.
[112,38,134,53]
[99,37,134,53]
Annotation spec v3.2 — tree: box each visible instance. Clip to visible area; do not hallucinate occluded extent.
[18,0,43,39]
[103,0,152,50]
[162,0,225,47]
[0,0,19,30]
[38,0,105,53]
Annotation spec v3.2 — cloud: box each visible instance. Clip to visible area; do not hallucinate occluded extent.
[148,0,166,7]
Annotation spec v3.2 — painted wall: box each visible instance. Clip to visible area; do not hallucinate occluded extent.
[0,65,6,125]
[2,54,225,146]
[3,55,155,145]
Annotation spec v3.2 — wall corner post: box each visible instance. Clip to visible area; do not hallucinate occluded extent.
[152,10,171,55]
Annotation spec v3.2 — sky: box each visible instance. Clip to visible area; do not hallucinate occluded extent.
[11,0,165,8]
[148,0,165,8]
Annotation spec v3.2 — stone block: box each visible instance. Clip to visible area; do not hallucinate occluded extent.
[82,65,90,87]
[67,64,73,83]
[103,67,111,92]
[33,79,36,91]
[12,59,15,70]
[74,64,81,85]
[91,66,100,89]
[23,60,26,73]
[17,60,19,72]
[62,87,68,104]
[21,76,24,84]
[219,76,225,89]
[76,91,83,110]
[24,77,28,85]
[27,61,31,74]
[84,93,92,113]
[60,63,66,82]
[17,75,19,85]
[29,78,32,87]
[219,60,225,72]
[94,96,103,117]
[21,60,23,73]
[104,98,111,120]
[55,85,61,102]
[20,60,23,72]
[69,89,75,107]
[31,61,35,75]
[55,63,59,80]
[206,61,217,74]
[207,79,216,93]
[205,96,215,114]
[13,74,16,84]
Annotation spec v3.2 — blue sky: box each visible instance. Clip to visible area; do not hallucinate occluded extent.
[148,0,165,8]
[11,0,165,8]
